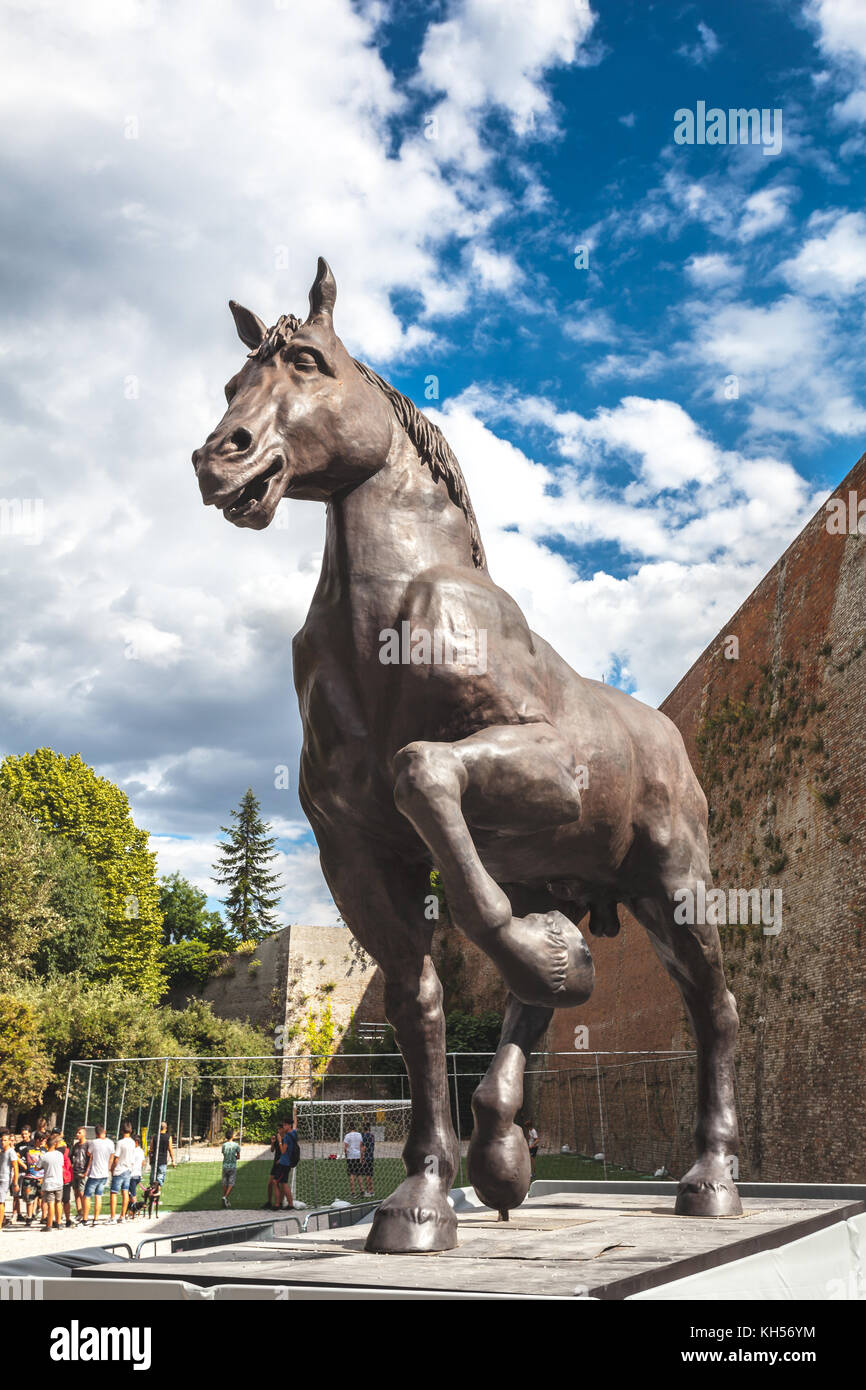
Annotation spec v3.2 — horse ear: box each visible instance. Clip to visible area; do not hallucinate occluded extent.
[229,301,267,350]
[306,257,337,323]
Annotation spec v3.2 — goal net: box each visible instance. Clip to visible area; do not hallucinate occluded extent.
[294,1098,412,1206]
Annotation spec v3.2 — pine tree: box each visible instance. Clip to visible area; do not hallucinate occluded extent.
[212,788,283,942]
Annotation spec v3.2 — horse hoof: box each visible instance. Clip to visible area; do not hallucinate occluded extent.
[467,1123,530,1213]
[675,1156,743,1217]
[364,1178,457,1253]
[492,911,595,1009]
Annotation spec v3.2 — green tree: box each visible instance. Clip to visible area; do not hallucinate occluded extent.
[212,788,283,942]
[35,837,110,980]
[163,997,273,1100]
[0,748,165,1000]
[158,872,233,949]
[0,993,53,1108]
[0,789,62,981]
[12,976,181,1112]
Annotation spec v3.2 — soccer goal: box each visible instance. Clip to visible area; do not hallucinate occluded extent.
[294,1098,412,1206]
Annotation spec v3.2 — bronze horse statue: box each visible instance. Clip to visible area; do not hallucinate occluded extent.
[193,259,741,1253]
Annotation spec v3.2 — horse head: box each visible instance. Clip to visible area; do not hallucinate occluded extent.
[192,258,395,528]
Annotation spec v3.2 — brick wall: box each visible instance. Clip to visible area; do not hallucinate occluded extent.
[547,450,866,1182]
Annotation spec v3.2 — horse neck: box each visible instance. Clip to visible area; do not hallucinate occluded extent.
[316,431,481,644]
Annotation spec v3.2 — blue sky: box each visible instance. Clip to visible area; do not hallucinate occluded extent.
[1,0,865,922]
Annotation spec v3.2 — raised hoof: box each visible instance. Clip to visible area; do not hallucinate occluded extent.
[364,1180,457,1254]
[675,1157,743,1217]
[491,911,595,1010]
[468,1123,530,1213]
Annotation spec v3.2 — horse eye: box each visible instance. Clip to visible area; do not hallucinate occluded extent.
[292,351,318,371]
[224,384,237,403]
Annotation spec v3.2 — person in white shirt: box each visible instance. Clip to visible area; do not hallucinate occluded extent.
[128,1134,146,1208]
[109,1121,136,1223]
[38,1135,65,1231]
[81,1124,115,1225]
[343,1126,364,1198]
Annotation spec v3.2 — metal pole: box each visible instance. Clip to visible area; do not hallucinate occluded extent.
[309,1057,318,1208]
[155,1058,169,1174]
[103,1071,109,1129]
[239,1076,246,1146]
[189,1082,193,1161]
[556,1065,563,1154]
[60,1062,73,1138]
[643,1062,651,1170]
[667,1059,681,1175]
[176,1077,183,1148]
[581,1070,592,1154]
[116,1073,128,1140]
[451,1052,463,1188]
[84,1065,93,1131]
[594,1054,608,1181]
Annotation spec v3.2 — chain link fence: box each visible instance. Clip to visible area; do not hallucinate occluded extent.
[56,1049,702,1211]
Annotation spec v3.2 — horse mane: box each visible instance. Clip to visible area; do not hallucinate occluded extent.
[351,360,485,569]
[251,317,486,569]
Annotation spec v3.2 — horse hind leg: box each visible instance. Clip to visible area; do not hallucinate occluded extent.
[468,990,552,1217]
[392,726,595,1011]
[632,845,742,1217]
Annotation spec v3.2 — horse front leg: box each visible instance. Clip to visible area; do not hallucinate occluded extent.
[318,842,459,1253]
[392,725,595,1011]
[468,990,552,1217]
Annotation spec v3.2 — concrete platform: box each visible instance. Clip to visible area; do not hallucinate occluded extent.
[74,1188,865,1300]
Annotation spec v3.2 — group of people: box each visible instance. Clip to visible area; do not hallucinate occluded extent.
[0,1118,177,1230]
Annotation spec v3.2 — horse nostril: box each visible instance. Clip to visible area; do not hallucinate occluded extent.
[229,427,253,452]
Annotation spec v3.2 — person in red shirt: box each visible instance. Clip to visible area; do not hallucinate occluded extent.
[54,1130,76,1228]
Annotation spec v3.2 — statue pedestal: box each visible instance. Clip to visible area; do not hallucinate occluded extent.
[77,1182,865,1300]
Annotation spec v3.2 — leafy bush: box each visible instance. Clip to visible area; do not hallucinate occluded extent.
[220,1096,299,1143]
[161,939,223,990]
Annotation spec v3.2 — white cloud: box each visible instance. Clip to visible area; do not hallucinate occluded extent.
[471,246,522,291]
[807,0,866,62]
[833,88,866,122]
[806,0,866,125]
[685,254,744,287]
[424,389,822,706]
[563,308,619,342]
[780,209,866,296]
[678,21,721,66]
[415,0,597,168]
[689,291,866,439]
[737,185,795,241]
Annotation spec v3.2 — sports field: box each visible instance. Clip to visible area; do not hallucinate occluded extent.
[151,1151,653,1211]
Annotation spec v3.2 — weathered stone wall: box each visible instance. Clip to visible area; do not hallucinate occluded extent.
[171,923,385,1044]
[547,451,866,1182]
